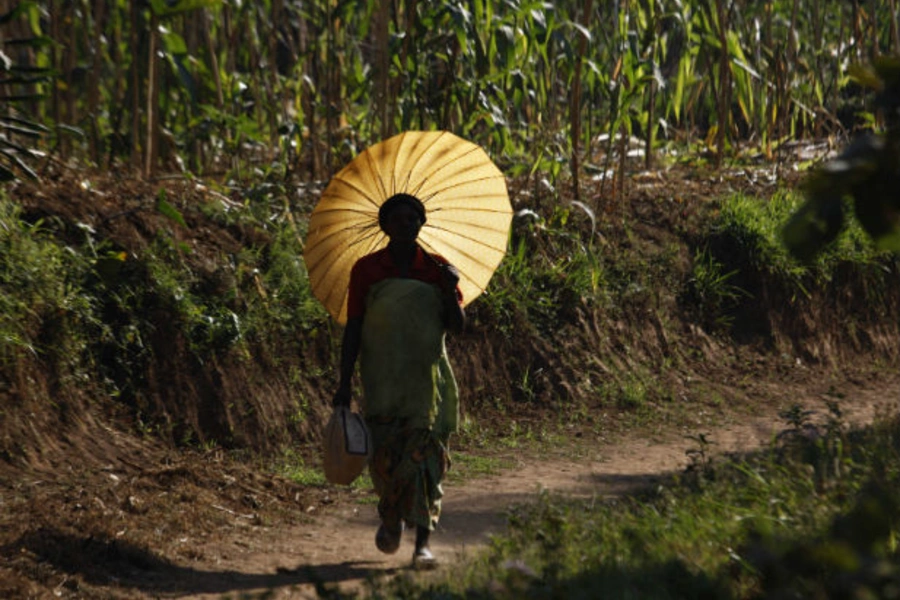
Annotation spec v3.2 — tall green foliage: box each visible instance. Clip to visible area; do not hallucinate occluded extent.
[0,200,90,367]
[0,0,896,183]
[0,1,52,181]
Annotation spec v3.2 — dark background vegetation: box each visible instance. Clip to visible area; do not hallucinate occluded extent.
[2,0,900,598]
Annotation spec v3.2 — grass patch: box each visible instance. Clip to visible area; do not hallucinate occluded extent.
[710,189,889,285]
[277,448,374,491]
[0,199,93,373]
[359,400,900,599]
[478,207,606,334]
[688,189,900,339]
[447,451,513,484]
[278,447,513,490]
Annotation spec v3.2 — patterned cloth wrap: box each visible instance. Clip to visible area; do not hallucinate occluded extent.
[360,278,459,531]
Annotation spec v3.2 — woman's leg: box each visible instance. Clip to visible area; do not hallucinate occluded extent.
[367,423,449,557]
[367,420,405,553]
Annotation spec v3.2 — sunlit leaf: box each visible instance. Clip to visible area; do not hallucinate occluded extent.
[0,146,39,180]
[56,124,85,139]
[156,190,188,228]
[0,122,44,138]
[570,21,591,44]
[160,28,188,55]
[732,58,762,81]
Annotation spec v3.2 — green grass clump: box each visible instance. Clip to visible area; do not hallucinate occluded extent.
[477,204,605,333]
[1,187,330,440]
[684,189,899,333]
[277,447,373,491]
[447,451,512,483]
[0,199,92,369]
[712,189,888,284]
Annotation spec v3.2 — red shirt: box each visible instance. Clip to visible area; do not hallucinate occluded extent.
[346,246,463,320]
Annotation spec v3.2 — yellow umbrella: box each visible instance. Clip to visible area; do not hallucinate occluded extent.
[304,130,512,324]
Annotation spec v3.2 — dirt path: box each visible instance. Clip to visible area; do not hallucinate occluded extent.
[144,374,897,600]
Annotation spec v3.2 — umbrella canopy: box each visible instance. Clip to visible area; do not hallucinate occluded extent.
[304,130,512,324]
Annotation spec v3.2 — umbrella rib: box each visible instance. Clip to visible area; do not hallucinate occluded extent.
[432,192,512,209]
[423,173,505,201]
[425,182,506,206]
[363,145,390,200]
[419,178,505,208]
[319,175,383,211]
[429,217,508,238]
[416,144,490,198]
[408,132,450,201]
[423,224,510,256]
[391,131,413,197]
[304,223,382,273]
[309,205,379,219]
[424,206,512,222]
[312,230,386,307]
[421,238,507,277]
[389,131,404,197]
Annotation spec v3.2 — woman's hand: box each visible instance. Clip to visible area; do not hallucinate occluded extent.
[438,263,460,292]
[437,263,465,333]
[332,384,352,407]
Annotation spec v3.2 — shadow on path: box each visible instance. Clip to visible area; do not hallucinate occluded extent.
[10,527,399,597]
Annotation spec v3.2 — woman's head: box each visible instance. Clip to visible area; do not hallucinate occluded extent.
[379,194,426,240]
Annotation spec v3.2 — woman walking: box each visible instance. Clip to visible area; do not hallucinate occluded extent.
[332,193,464,569]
